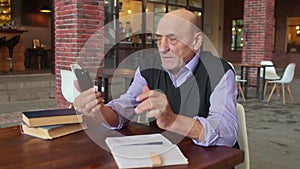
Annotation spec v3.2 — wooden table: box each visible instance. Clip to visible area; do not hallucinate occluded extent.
[25,47,52,69]
[98,68,135,103]
[232,63,267,99]
[0,123,244,169]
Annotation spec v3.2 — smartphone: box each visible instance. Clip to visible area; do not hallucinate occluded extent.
[74,68,94,91]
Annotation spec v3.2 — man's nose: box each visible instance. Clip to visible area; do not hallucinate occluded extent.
[158,36,170,52]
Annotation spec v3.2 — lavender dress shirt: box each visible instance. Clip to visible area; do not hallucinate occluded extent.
[107,55,238,147]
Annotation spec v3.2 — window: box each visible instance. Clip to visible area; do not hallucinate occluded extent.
[231,19,244,51]
[169,0,186,6]
[104,0,204,68]
[190,0,202,8]
[287,17,300,53]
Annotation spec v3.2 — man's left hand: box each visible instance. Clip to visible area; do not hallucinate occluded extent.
[135,86,176,129]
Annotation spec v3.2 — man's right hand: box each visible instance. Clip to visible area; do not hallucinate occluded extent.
[73,80,104,121]
[73,80,119,127]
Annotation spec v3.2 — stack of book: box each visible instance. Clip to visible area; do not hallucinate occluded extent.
[20,108,86,140]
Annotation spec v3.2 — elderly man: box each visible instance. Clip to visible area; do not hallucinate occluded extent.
[74,9,238,147]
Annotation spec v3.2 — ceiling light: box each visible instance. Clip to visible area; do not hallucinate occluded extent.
[40,6,51,13]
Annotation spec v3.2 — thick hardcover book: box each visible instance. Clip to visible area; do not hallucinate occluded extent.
[20,123,87,140]
[22,108,83,127]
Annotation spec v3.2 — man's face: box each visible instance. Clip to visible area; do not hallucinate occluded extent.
[156,15,196,76]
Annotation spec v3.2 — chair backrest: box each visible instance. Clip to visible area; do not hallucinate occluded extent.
[260,60,280,79]
[279,63,296,84]
[227,62,238,80]
[6,35,20,47]
[260,60,273,66]
[227,62,235,71]
[60,69,80,103]
[0,36,6,46]
[236,103,250,169]
[227,62,246,82]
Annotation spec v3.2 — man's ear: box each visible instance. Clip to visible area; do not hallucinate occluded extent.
[192,32,203,51]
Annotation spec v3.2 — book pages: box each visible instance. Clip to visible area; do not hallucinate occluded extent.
[105,133,188,169]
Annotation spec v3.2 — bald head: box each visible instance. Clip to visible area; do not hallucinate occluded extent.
[166,9,201,30]
[156,9,202,49]
[156,9,201,39]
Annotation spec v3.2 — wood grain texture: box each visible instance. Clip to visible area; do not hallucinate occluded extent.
[0,123,244,169]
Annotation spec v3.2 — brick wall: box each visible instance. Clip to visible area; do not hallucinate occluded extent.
[243,0,275,84]
[54,0,105,108]
[224,0,300,78]
[243,0,274,63]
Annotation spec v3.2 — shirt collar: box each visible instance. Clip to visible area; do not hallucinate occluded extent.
[162,54,199,74]
[162,54,199,87]
[184,53,199,73]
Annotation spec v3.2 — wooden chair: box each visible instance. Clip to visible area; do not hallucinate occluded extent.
[236,78,247,103]
[31,38,40,69]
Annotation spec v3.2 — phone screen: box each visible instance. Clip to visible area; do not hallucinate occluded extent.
[74,68,94,91]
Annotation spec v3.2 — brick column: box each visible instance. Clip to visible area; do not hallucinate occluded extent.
[54,0,105,108]
[243,0,275,84]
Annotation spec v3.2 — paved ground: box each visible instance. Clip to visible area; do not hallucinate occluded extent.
[0,78,299,169]
[0,99,57,128]
[239,79,300,169]
[243,99,300,169]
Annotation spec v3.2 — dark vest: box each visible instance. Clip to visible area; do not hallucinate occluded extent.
[140,51,232,127]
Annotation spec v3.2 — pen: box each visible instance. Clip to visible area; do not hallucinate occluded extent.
[119,141,164,146]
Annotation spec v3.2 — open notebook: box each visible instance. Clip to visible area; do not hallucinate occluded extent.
[105,133,188,168]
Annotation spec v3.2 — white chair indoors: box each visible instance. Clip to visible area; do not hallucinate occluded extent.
[260,61,281,96]
[267,63,296,105]
[236,103,250,169]
[60,69,80,104]
[228,62,247,102]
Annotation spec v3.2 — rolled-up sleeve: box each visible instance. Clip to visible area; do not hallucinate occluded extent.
[193,70,238,147]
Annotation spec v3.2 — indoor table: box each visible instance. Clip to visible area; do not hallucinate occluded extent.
[0,122,244,169]
[26,47,52,69]
[232,63,267,99]
[98,68,135,103]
